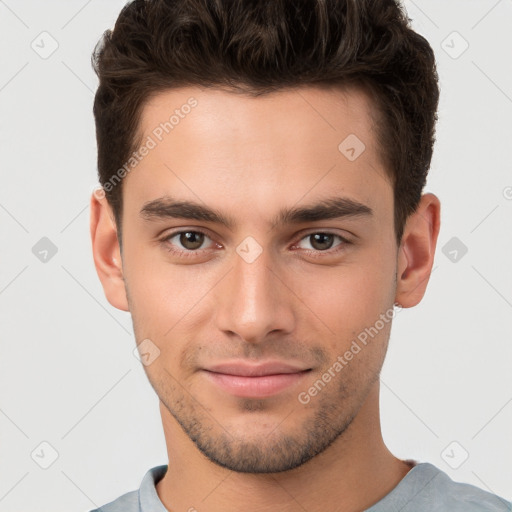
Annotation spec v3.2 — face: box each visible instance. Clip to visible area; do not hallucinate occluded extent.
[116,85,400,473]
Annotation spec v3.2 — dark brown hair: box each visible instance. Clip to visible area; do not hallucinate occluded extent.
[92,0,439,245]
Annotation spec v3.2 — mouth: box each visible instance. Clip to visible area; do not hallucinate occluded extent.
[202,361,312,398]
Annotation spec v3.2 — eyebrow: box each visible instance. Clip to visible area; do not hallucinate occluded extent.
[140,195,373,229]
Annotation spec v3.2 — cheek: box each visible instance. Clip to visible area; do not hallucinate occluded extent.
[292,248,397,350]
[123,244,220,353]
[122,245,182,338]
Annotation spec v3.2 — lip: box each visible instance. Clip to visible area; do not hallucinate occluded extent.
[206,361,309,377]
[202,361,311,398]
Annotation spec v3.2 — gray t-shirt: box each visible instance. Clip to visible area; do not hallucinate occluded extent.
[90,461,511,511]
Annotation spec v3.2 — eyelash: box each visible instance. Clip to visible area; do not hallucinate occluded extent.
[159,229,351,259]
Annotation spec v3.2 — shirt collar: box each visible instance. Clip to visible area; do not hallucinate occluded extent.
[138,464,168,512]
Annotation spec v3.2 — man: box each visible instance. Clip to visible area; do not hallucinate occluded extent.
[89,0,511,510]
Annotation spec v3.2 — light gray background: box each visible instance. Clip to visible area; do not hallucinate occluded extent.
[0,1,511,510]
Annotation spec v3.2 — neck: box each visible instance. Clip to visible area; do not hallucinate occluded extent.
[156,382,411,512]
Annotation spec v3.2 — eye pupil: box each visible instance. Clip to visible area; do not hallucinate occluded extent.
[180,231,204,250]
[310,233,333,250]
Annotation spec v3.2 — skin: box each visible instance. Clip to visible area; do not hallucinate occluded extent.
[90,85,440,512]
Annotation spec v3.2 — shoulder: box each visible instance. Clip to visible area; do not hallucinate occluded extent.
[368,462,511,511]
[385,462,512,512]
[88,464,168,512]
[88,489,139,512]
[428,467,511,511]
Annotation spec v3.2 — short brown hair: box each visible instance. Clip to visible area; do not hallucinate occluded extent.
[92,0,439,245]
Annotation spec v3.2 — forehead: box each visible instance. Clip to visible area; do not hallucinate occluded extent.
[140,84,379,150]
[123,84,392,226]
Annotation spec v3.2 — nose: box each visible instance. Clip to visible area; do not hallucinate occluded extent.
[214,244,296,344]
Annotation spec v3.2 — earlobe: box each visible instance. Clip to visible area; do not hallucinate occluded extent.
[90,189,129,312]
[394,193,441,308]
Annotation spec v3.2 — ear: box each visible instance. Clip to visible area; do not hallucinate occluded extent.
[90,189,129,311]
[395,193,441,308]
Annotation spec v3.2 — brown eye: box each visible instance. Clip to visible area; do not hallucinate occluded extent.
[309,233,335,251]
[295,232,348,254]
[178,231,205,250]
[160,229,219,259]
